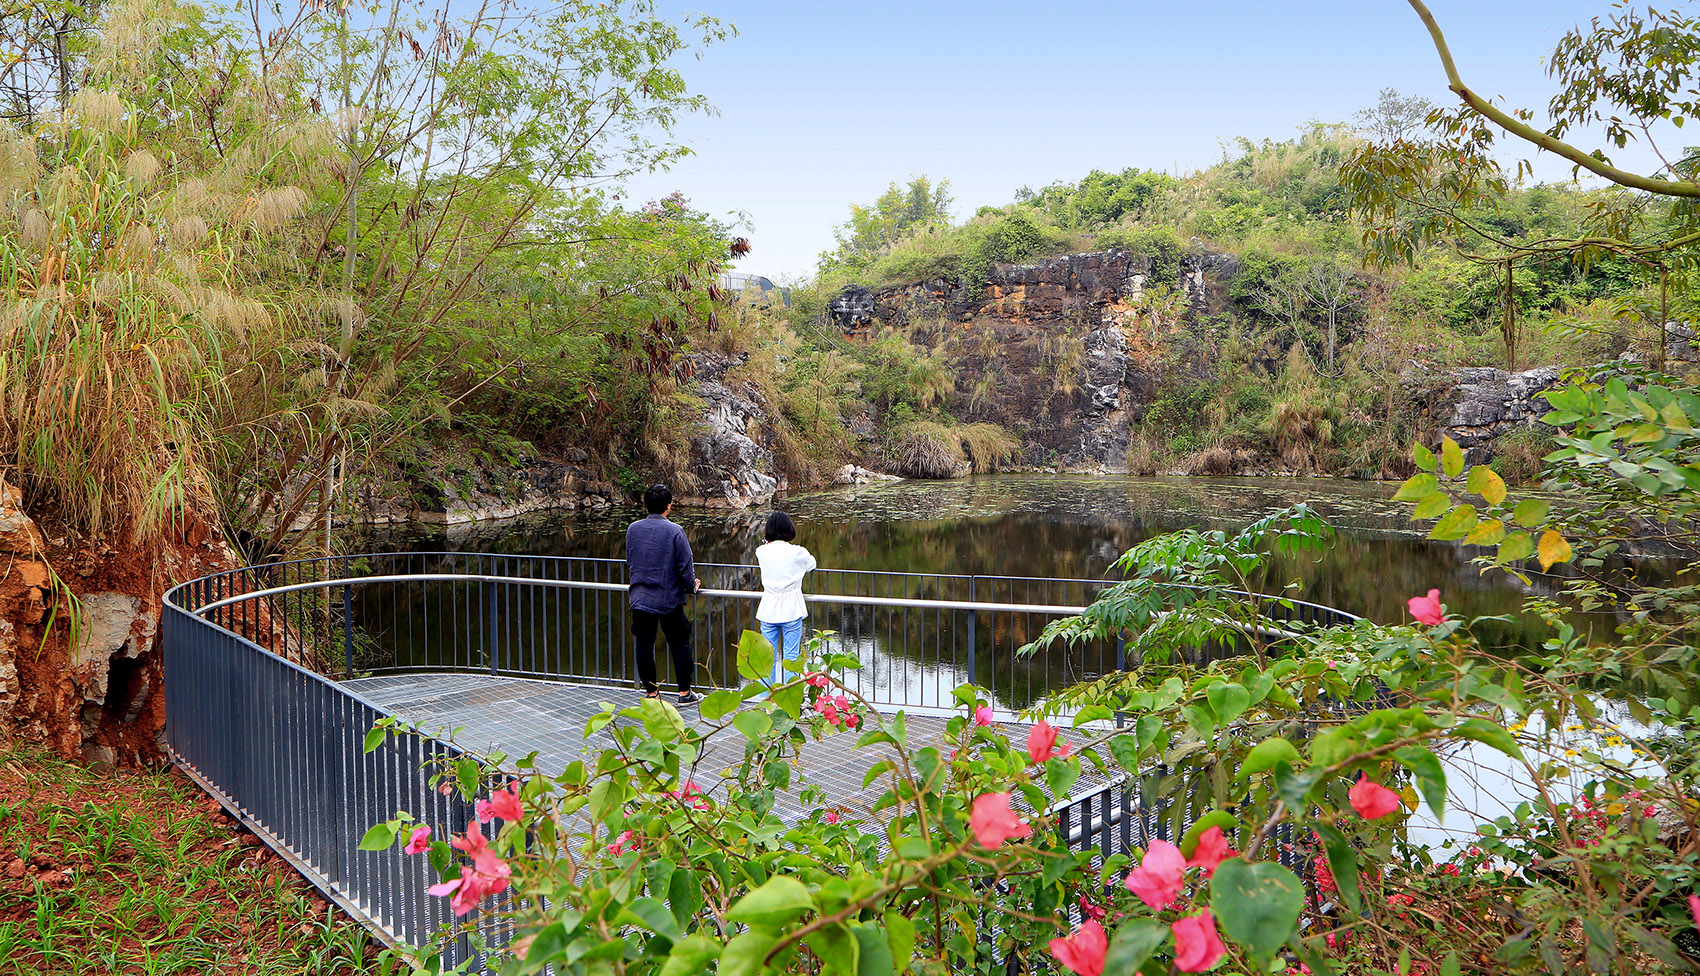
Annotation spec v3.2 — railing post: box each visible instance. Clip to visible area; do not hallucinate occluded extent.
[965,575,977,690]
[342,584,354,678]
[485,579,498,675]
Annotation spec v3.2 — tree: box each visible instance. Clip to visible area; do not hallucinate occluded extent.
[1301,258,1362,369]
[1351,86,1435,143]
[823,175,953,272]
[1341,2,1700,370]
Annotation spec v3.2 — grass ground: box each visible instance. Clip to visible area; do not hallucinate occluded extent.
[0,750,382,975]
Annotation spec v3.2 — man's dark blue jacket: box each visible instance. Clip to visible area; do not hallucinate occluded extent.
[625,514,697,612]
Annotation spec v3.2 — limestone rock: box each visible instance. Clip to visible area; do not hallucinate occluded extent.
[1441,366,1563,461]
[832,465,900,486]
[685,380,784,509]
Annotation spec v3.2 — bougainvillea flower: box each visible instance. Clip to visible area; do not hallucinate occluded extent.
[1349,774,1403,819]
[844,712,860,728]
[1027,720,1071,764]
[1124,838,1186,910]
[1688,894,1700,935]
[428,866,491,917]
[1172,911,1226,972]
[1048,919,1108,976]
[824,811,840,824]
[1407,588,1444,626]
[1186,826,1238,878]
[607,830,635,856]
[662,780,711,811]
[973,705,994,726]
[438,780,455,796]
[805,671,832,688]
[477,782,524,825]
[969,792,1032,848]
[450,822,489,858]
[404,825,431,855]
[1078,893,1105,921]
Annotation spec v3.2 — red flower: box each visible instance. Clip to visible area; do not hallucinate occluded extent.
[1124,839,1186,910]
[1048,920,1107,976]
[1349,775,1403,819]
[1027,720,1071,764]
[663,780,710,810]
[1172,912,1226,972]
[477,782,523,825]
[969,792,1032,848]
[404,825,431,855]
[1186,826,1238,878]
[1407,588,1444,626]
[1078,894,1105,921]
[606,830,636,856]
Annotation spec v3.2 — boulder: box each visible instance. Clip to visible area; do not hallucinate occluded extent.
[1436,366,1564,462]
[684,380,785,509]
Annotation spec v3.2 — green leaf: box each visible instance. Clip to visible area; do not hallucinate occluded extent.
[1392,472,1438,501]
[658,934,721,976]
[1512,498,1549,527]
[618,897,682,942]
[1311,823,1362,916]
[1047,759,1081,799]
[1412,493,1451,519]
[1453,718,1523,760]
[1239,738,1301,778]
[1108,734,1142,773]
[726,875,814,928]
[524,922,570,965]
[1498,531,1534,563]
[357,823,396,851]
[1180,811,1240,857]
[884,912,916,975]
[363,727,387,754]
[1440,437,1465,478]
[1394,746,1448,819]
[733,709,772,743]
[700,689,743,721]
[1102,919,1168,976]
[1428,504,1479,541]
[1466,465,1506,505]
[1211,858,1305,965]
[1206,682,1251,724]
[1412,441,1437,472]
[737,630,773,683]
[851,922,893,976]
[771,680,805,719]
[719,930,780,976]
[1072,705,1115,727]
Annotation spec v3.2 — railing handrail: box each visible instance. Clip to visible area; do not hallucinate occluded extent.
[165,552,1362,627]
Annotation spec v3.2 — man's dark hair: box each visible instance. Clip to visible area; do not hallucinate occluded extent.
[764,511,796,542]
[644,484,673,514]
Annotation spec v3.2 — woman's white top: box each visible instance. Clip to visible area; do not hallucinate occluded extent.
[755,540,816,623]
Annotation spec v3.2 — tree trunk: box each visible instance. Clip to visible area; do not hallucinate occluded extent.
[1502,258,1517,371]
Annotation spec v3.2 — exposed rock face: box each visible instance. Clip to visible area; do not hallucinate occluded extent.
[0,476,240,765]
[832,464,901,486]
[685,378,785,509]
[1436,366,1563,462]
[841,247,1233,470]
[829,284,878,333]
[355,456,616,525]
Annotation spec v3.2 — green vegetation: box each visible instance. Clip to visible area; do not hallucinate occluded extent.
[0,751,383,974]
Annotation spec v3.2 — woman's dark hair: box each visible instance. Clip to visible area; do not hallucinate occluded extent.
[643,484,673,514]
[764,511,796,542]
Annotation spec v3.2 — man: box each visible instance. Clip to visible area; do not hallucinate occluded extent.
[625,484,701,705]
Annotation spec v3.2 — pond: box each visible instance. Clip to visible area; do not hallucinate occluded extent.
[364,473,1671,650]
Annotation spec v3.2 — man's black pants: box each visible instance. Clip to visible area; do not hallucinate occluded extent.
[632,606,694,693]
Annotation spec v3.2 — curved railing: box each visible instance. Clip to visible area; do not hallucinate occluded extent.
[162,553,1361,963]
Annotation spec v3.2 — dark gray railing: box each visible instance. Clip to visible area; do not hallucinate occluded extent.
[162,553,1359,964]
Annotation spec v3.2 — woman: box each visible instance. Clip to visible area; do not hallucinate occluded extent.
[755,511,816,686]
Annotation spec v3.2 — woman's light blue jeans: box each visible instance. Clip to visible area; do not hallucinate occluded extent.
[761,618,805,685]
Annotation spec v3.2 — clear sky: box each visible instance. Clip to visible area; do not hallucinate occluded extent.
[614,0,1677,282]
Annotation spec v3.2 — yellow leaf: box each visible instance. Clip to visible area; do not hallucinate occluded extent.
[1399,784,1419,811]
[1463,518,1506,546]
[1440,437,1465,478]
[1413,493,1451,520]
[1466,466,1506,506]
[1537,530,1573,571]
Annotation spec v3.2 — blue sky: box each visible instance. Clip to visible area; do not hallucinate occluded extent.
[615,0,1678,281]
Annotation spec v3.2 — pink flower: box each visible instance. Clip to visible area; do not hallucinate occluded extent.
[663,780,710,810]
[437,780,455,796]
[969,792,1032,848]
[1172,912,1226,972]
[477,782,524,825]
[1186,826,1237,878]
[1027,720,1071,764]
[1349,774,1403,819]
[1407,588,1444,626]
[1048,919,1107,976]
[449,823,511,886]
[834,694,850,710]
[428,866,490,917]
[1440,864,1461,876]
[404,826,431,855]
[607,830,635,856]
[844,712,860,729]
[1688,894,1700,935]
[973,706,994,726]
[805,671,831,688]
[824,811,840,824]
[1124,839,1186,910]
[1078,894,1105,921]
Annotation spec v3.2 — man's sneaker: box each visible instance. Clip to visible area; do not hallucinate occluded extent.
[677,691,700,706]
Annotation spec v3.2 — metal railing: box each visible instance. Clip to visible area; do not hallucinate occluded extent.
[162,553,1360,966]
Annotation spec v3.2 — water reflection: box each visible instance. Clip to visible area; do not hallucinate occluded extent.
[364,474,1680,650]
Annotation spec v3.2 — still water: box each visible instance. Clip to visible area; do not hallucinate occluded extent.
[366,474,1666,649]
